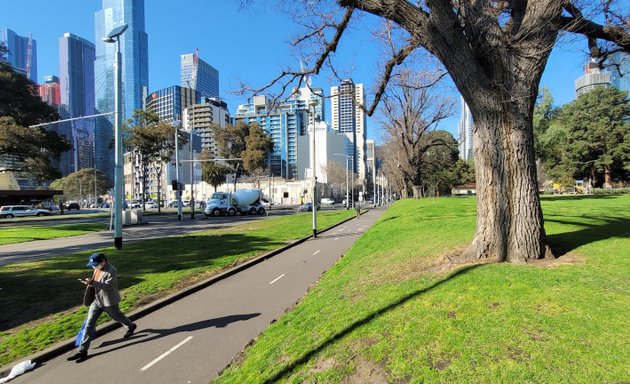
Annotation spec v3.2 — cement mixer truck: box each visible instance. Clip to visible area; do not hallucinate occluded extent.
[204,189,266,217]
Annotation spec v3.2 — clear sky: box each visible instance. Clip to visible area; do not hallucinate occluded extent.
[0,0,593,144]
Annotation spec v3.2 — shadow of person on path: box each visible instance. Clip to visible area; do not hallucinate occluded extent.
[89,313,261,357]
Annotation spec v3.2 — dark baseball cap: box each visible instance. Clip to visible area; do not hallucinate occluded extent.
[86,253,106,267]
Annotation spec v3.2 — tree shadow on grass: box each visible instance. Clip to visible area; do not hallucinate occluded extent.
[546,216,630,257]
[261,264,483,384]
[0,233,278,332]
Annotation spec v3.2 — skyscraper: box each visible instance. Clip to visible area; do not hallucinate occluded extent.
[38,75,61,108]
[330,79,367,180]
[575,60,611,97]
[458,97,474,161]
[59,33,96,175]
[181,51,219,99]
[609,52,630,96]
[0,28,37,82]
[94,0,149,180]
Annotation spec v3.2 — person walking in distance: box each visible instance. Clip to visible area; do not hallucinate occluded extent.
[355,203,361,219]
[67,253,137,362]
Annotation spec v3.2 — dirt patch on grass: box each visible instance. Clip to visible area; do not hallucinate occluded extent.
[527,252,584,268]
[344,357,389,384]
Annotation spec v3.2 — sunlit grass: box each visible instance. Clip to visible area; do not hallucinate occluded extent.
[0,223,107,245]
[0,210,354,367]
[216,195,630,384]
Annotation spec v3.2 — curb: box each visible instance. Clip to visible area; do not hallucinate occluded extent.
[0,213,359,377]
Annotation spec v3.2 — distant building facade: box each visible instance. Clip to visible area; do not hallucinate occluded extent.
[330,79,367,181]
[94,0,149,180]
[181,51,219,99]
[575,60,611,97]
[38,75,61,107]
[0,28,37,82]
[458,97,474,161]
[184,97,230,157]
[609,52,630,96]
[59,33,96,176]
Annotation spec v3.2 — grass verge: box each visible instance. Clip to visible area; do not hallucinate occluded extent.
[0,210,354,367]
[215,195,630,384]
[0,223,107,245]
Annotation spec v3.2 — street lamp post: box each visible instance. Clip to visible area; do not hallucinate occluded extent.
[103,23,128,250]
[310,101,318,238]
[172,120,183,221]
[334,153,353,209]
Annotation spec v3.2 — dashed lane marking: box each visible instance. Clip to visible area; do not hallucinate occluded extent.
[269,274,286,285]
[140,336,193,371]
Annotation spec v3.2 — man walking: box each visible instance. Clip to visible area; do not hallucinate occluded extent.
[67,253,137,362]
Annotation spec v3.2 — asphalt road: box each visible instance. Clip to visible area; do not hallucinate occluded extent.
[0,208,302,266]
[9,207,385,384]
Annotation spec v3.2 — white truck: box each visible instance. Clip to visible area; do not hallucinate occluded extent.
[204,189,266,217]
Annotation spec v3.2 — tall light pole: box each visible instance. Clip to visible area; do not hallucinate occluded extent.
[310,100,319,238]
[103,23,128,250]
[172,119,183,221]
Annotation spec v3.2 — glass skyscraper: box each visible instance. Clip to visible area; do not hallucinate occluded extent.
[0,28,37,82]
[59,33,95,176]
[181,51,219,99]
[94,0,149,181]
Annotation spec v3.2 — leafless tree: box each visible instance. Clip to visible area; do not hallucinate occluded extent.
[379,70,453,198]
[245,0,630,263]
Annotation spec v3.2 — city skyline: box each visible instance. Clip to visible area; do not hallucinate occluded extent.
[1,0,596,144]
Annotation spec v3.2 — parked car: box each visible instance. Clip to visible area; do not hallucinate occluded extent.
[321,198,335,205]
[167,200,181,208]
[129,201,142,209]
[64,201,80,210]
[145,201,158,209]
[0,205,52,218]
[298,202,320,212]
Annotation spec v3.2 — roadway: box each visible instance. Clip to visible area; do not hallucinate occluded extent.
[9,207,386,384]
[0,207,304,266]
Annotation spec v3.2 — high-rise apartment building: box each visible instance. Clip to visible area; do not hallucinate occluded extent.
[330,79,367,180]
[575,60,611,97]
[234,95,309,180]
[181,51,219,99]
[94,0,149,180]
[146,85,199,123]
[609,52,630,96]
[0,28,37,82]
[185,98,230,157]
[38,75,61,107]
[458,97,474,161]
[59,33,96,176]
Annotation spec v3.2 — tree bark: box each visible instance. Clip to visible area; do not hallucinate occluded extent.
[462,99,553,263]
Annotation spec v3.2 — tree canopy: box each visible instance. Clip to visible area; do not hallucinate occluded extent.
[0,63,71,182]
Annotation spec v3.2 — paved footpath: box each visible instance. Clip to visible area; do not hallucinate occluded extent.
[8,207,386,384]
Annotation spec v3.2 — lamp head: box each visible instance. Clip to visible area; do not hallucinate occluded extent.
[103,23,128,43]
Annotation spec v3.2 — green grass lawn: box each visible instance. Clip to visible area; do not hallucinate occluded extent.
[215,195,630,384]
[0,210,354,367]
[0,223,107,245]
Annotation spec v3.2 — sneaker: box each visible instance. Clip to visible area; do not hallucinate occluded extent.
[124,323,137,338]
[67,351,87,361]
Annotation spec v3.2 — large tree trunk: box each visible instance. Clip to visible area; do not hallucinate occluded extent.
[462,97,553,263]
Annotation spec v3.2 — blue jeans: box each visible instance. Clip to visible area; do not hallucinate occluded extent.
[78,301,133,352]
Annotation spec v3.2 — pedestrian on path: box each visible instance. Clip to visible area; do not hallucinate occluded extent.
[355,203,361,219]
[67,253,136,362]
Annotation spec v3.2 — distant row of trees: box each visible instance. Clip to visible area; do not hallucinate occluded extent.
[534,87,630,190]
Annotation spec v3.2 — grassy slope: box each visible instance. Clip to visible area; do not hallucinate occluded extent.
[0,223,107,245]
[216,195,630,383]
[0,210,354,367]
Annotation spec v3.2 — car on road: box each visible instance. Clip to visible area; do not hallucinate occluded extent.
[298,202,320,212]
[145,200,158,209]
[0,205,52,218]
[64,202,80,210]
[321,198,335,205]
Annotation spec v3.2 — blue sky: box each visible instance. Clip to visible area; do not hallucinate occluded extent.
[1,0,592,143]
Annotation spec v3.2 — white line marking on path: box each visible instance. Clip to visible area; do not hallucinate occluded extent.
[313,250,320,255]
[141,336,193,371]
[335,237,339,241]
[269,274,286,285]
